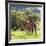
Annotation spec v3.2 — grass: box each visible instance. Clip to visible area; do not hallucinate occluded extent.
[11,29,40,40]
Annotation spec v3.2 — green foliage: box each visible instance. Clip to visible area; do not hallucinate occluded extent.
[10,9,40,31]
[25,9,32,15]
[31,14,40,22]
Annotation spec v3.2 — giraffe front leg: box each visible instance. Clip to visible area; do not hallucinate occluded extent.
[29,28,30,35]
[35,27,37,36]
[32,28,33,34]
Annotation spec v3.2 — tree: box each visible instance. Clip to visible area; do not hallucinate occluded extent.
[10,10,29,31]
[30,13,40,33]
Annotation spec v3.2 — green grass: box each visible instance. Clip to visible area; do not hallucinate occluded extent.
[11,29,40,40]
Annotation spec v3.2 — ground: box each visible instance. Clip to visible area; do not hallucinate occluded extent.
[11,29,40,40]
